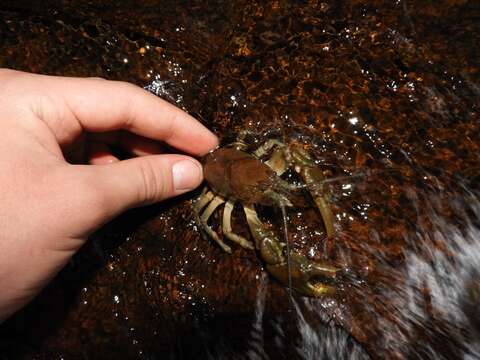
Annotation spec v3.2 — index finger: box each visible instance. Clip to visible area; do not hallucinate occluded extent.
[20,71,219,156]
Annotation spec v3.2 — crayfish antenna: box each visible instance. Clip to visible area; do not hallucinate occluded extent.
[279,204,294,299]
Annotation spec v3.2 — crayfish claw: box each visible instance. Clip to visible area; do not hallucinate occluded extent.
[306,283,337,297]
[267,252,338,297]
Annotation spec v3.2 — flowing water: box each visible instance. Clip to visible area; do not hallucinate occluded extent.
[0,1,479,359]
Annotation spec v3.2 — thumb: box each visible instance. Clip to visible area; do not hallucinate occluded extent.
[72,154,203,233]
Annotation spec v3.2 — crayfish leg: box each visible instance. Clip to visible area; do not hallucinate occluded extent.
[253,139,285,159]
[197,195,232,253]
[222,200,254,250]
[243,204,285,265]
[192,188,214,212]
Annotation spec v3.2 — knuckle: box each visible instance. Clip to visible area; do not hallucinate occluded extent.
[163,111,178,142]
[136,159,169,204]
[117,81,140,95]
[118,82,142,129]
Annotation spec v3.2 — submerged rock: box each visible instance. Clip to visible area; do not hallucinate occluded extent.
[0,1,479,359]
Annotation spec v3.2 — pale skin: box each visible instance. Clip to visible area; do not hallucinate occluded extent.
[0,69,218,323]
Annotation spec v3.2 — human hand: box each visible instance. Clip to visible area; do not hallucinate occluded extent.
[0,69,218,322]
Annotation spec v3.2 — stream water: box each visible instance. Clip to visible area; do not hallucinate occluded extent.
[0,1,478,359]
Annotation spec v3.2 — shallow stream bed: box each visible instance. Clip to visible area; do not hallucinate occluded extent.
[0,1,479,359]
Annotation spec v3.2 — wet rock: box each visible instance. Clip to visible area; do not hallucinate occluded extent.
[0,1,479,359]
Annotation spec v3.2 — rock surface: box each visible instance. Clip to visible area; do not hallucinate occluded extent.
[0,1,479,359]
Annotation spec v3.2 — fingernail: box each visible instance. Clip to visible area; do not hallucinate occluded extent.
[172,159,203,191]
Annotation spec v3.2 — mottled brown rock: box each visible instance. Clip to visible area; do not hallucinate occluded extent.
[0,1,479,359]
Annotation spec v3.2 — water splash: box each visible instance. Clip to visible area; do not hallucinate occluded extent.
[349,187,480,359]
[293,298,370,360]
[245,273,269,360]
